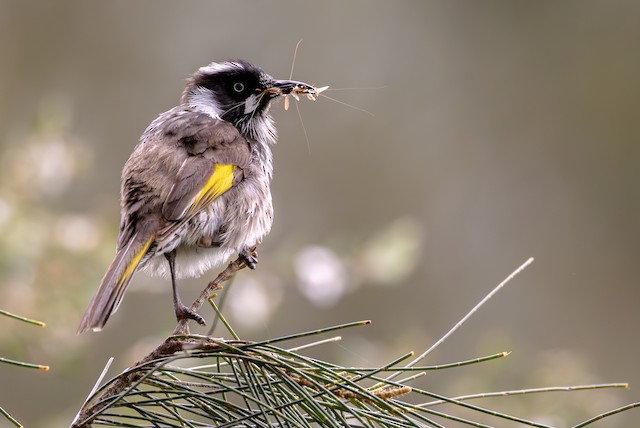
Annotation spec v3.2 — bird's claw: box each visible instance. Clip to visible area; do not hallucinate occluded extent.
[239,249,258,270]
[175,303,206,326]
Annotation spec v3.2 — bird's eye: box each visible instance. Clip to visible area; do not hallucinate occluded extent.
[233,82,245,93]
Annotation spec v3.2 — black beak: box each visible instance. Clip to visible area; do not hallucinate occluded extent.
[270,79,317,96]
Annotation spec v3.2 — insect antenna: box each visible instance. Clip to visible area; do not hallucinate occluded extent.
[318,92,375,116]
[289,39,303,80]
[294,99,312,154]
[323,85,387,92]
[286,39,313,153]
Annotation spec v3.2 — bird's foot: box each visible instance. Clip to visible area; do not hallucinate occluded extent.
[175,303,206,326]
[239,248,258,270]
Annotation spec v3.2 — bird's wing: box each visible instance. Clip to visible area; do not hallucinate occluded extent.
[160,112,251,222]
[116,108,251,252]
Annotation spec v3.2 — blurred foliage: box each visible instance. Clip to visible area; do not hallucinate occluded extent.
[0,102,111,365]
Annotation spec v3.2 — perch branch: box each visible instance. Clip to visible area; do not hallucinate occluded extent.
[73,251,253,427]
[173,248,254,335]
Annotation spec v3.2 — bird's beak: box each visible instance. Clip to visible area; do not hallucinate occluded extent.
[267,79,318,97]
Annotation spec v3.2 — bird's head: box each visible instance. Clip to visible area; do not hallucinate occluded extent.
[181,60,318,141]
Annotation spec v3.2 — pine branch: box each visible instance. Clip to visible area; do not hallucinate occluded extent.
[73,252,252,426]
[173,249,253,335]
[70,257,640,428]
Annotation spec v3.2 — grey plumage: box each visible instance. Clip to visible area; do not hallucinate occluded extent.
[78,60,318,333]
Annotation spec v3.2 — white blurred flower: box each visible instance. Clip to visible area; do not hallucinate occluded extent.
[294,245,348,307]
[55,214,101,252]
[357,216,424,286]
[228,275,282,330]
[27,139,77,196]
[0,195,12,229]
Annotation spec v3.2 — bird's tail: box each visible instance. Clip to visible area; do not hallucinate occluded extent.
[77,234,154,334]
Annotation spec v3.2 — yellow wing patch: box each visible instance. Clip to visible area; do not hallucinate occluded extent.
[189,164,236,214]
[119,237,153,286]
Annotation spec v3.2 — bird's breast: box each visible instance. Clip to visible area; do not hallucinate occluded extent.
[143,163,273,279]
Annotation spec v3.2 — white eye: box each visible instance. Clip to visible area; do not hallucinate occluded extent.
[233,82,245,93]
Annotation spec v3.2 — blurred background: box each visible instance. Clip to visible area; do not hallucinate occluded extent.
[1,1,639,426]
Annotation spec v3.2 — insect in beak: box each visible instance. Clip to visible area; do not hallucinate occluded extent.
[272,81,329,111]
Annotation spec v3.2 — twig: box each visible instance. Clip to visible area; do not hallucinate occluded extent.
[0,309,46,327]
[419,383,631,407]
[173,251,252,335]
[73,253,251,426]
[572,402,640,427]
[0,357,49,370]
[208,295,239,340]
[386,257,534,381]
[0,405,22,428]
[72,357,114,426]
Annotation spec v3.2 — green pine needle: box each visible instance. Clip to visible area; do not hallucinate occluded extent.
[0,405,23,428]
[0,309,46,327]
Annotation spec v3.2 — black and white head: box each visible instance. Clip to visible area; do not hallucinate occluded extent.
[180,60,317,143]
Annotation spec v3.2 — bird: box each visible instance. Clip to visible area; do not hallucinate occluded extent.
[78,60,319,334]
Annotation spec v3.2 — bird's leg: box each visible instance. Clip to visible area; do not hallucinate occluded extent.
[239,247,258,270]
[164,251,206,326]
